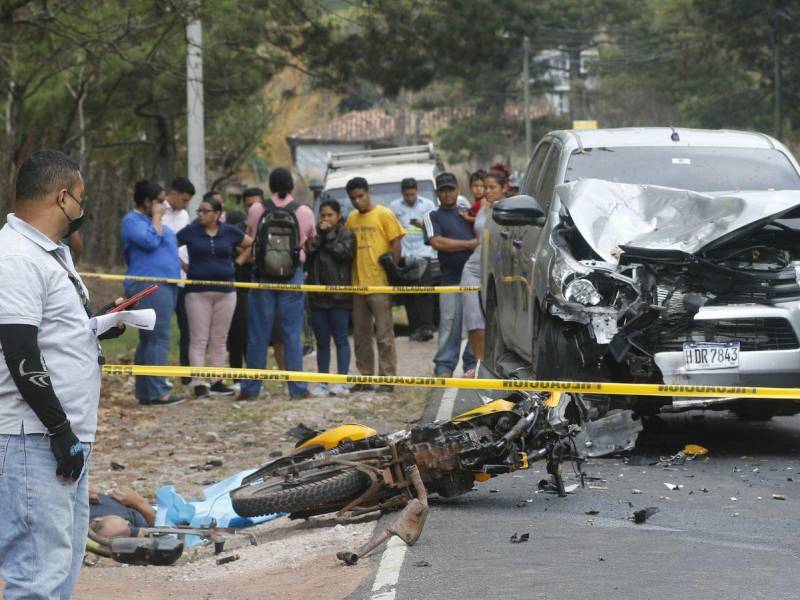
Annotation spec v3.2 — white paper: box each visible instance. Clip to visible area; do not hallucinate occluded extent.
[86,309,156,337]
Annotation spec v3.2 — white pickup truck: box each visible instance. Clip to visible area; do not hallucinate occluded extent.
[317,144,441,218]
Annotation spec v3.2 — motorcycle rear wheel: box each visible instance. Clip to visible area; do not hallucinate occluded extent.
[231,467,371,517]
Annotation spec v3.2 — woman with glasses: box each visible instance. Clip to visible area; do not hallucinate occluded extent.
[177,196,253,398]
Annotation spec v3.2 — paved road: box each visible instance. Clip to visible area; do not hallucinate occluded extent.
[351,389,800,600]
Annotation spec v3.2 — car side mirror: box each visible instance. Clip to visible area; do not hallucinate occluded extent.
[491,195,546,227]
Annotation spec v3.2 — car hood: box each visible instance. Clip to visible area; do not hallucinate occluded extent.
[556,178,800,263]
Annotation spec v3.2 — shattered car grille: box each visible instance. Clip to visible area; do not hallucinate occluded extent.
[654,318,799,352]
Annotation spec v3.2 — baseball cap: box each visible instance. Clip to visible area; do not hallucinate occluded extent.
[435,172,458,190]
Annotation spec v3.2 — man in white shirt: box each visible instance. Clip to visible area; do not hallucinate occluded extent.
[389,178,436,341]
[163,177,195,377]
[0,150,110,597]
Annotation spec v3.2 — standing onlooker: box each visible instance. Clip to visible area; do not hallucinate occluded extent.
[121,180,184,406]
[228,188,263,375]
[0,150,100,598]
[389,177,436,342]
[423,172,477,377]
[177,196,253,398]
[345,177,405,392]
[164,177,196,382]
[460,168,507,365]
[240,169,316,400]
[306,199,355,396]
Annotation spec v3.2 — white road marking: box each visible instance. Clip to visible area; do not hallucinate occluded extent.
[370,345,465,599]
[436,386,458,421]
[370,536,408,600]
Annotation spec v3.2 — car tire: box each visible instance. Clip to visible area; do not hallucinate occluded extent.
[484,287,505,374]
[530,305,572,379]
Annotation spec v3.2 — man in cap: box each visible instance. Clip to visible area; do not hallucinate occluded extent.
[423,172,477,377]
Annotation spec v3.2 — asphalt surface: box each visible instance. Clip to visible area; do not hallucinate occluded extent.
[351,389,800,600]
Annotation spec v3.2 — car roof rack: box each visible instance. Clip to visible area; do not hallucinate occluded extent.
[327,144,437,170]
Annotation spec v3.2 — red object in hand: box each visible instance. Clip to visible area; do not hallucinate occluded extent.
[107,285,159,313]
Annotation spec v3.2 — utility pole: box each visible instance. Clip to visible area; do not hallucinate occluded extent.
[772,10,782,140]
[186,7,206,213]
[523,36,532,159]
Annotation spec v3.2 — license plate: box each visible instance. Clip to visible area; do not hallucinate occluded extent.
[683,342,740,371]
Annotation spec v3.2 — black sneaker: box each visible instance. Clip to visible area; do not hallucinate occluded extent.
[139,394,186,406]
[194,385,209,399]
[417,327,435,342]
[209,380,236,397]
[350,383,375,392]
[375,384,394,393]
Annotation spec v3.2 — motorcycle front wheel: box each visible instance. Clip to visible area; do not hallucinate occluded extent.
[231,467,371,518]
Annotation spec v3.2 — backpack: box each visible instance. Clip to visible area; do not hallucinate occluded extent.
[253,198,301,280]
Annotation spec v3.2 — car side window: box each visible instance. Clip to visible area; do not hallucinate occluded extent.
[522,141,551,197]
[535,144,562,212]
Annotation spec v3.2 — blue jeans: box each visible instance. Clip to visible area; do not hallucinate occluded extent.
[125,281,178,401]
[242,268,308,397]
[434,292,476,375]
[310,306,351,375]
[0,433,91,599]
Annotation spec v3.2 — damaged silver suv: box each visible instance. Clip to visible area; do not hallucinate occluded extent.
[481,127,800,419]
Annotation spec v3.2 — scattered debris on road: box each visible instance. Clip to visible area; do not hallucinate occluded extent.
[631,507,659,524]
[772,494,787,500]
[413,560,431,567]
[216,554,240,566]
[664,483,682,491]
[509,532,530,544]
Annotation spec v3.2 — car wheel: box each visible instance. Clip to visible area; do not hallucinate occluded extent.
[484,287,505,373]
[531,305,572,379]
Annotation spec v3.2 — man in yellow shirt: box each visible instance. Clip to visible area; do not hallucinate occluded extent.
[345,177,405,391]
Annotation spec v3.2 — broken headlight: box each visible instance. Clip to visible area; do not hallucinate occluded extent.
[564,278,602,306]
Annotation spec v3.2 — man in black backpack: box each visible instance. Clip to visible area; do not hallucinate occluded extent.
[240,169,316,400]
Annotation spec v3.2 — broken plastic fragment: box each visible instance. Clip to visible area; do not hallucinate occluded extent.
[683,444,708,457]
[509,532,530,544]
[772,494,787,500]
[631,507,659,524]
[631,489,643,495]
[663,483,682,491]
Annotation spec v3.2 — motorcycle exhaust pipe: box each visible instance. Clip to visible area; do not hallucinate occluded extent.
[337,465,429,566]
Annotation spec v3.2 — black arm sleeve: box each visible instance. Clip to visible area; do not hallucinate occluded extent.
[0,324,69,432]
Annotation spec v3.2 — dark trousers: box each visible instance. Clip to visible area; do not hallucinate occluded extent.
[310,306,351,374]
[176,288,190,367]
[227,288,249,371]
[404,258,434,333]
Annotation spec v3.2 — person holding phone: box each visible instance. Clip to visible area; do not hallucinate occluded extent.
[177,196,253,398]
[121,180,185,406]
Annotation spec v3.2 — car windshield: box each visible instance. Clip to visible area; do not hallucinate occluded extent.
[323,180,436,216]
[565,147,800,192]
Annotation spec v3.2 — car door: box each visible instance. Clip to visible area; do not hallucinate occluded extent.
[509,141,562,355]
[495,141,551,346]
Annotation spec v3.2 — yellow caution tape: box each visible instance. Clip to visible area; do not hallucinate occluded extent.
[100,364,800,400]
[80,273,479,294]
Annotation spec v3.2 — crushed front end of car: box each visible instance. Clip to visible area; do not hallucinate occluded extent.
[545,179,800,416]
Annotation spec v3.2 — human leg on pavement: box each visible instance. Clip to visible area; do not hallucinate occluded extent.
[208,292,237,368]
[241,286,276,397]
[310,306,332,373]
[176,287,190,370]
[227,289,249,371]
[185,291,213,388]
[433,292,462,376]
[0,434,91,600]
[127,282,177,401]
[352,294,375,375]
[330,308,352,374]
[275,268,308,397]
[369,294,397,375]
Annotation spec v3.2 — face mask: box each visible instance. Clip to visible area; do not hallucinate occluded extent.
[60,192,85,236]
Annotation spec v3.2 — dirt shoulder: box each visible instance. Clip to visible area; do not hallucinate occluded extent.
[76,333,438,600]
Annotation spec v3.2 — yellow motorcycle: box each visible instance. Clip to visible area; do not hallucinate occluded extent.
[230,391,584,558]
